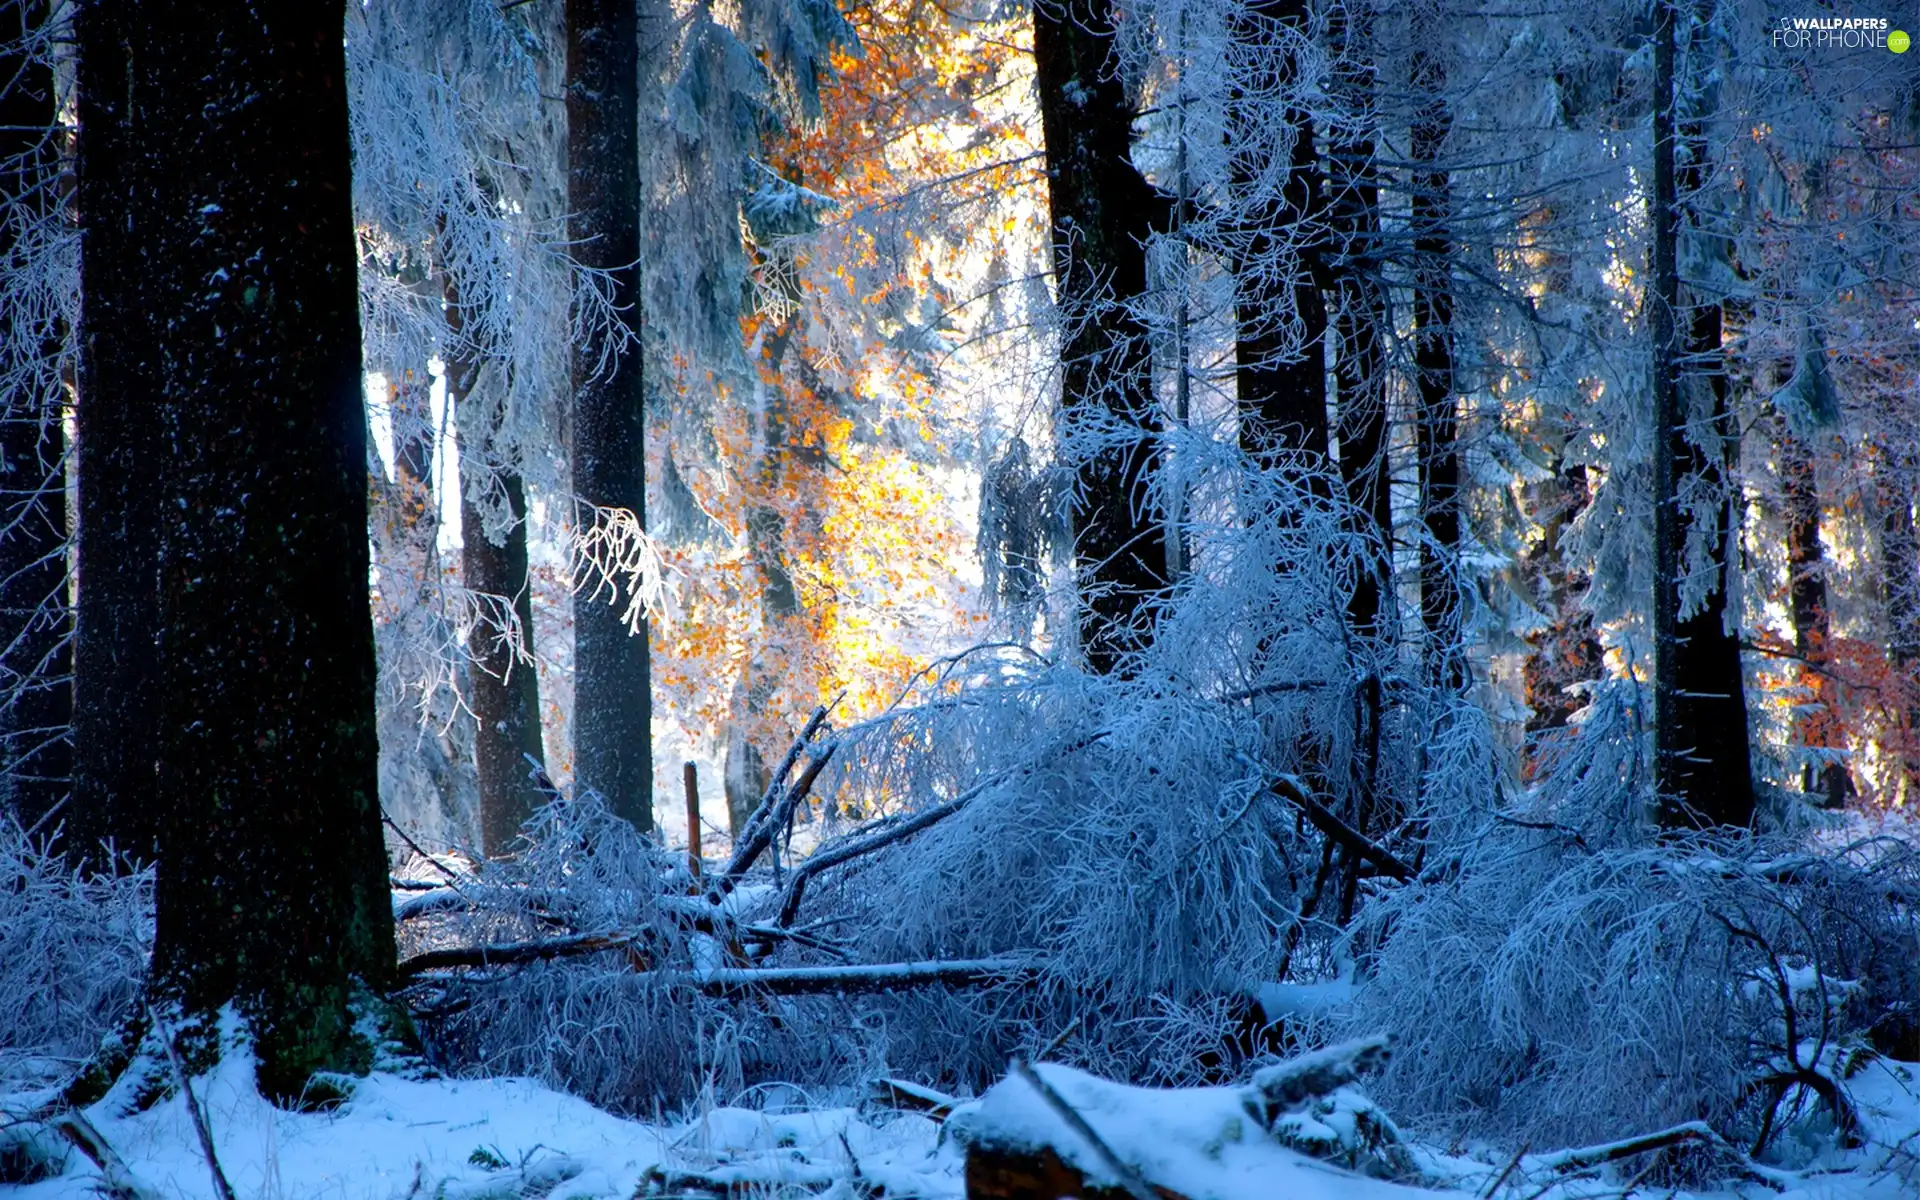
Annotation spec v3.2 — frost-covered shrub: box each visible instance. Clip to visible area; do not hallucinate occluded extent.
[0,819,152,1090]
[406,796,881,1113]
[790,461,1443,1083]
[1342,810,1920,1154]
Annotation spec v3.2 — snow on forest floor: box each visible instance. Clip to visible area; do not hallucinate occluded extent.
[5,1050,1917,1200]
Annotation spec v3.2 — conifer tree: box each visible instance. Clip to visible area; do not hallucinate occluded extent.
[74,0,393,1096]
[1032,0,1167,673]
[568,0,653,827]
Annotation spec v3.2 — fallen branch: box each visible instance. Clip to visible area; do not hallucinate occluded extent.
[717,707,832,892]
[397,930,651,979]
[865,1077,960,1122]
[1269,777,1414,883]
[691,958,1027,997]
[1526,1120,1790,1188]
[401,935,1025,995]
[1532,1121,1718,1173]
[51,1110,157,1200]
[774,730,1111,927]
[774,790,972,927]
[148,1005,237,1200]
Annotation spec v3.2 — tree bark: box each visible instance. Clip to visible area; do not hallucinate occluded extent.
[567,0,652,829]
[1032,0,1167,674]
[0,0,71,834]
[1324,6,1391,922]
[1410,47,1466,695]
[1650,0,1752,829]
[1778,423,1849,806]
[1228,0,1329,468]
[69,8,162,863]
[1872,442,1920,804]
[1326,10,1390,640]
[75,0,395,1098]
[444,273,547,857]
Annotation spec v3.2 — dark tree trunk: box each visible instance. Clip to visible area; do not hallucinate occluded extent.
[1778,424,1849,807]
[1327,66,1390,639]
[75,0,394,1097]
[444,272,547,856]
[1872,444,1920,805]
[0,0,71,833]
[1650,0,1752,829]
[1410,47,1466,695]
[1228,0,1329,467]
[460,471,547,855]
[69,8,162,864]
[568,0,652,829]
[1325,7,1391,925]
[1032,0,1167,674]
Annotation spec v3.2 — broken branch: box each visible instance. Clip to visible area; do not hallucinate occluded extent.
[1270,776,1414,883]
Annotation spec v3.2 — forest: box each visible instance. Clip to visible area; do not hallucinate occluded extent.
[1,0,1918,1197]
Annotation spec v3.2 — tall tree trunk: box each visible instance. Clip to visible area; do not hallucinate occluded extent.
[1410,46,1466,695]
[1327,20,1390,639]
[445,271,547,856]
[1872,443,1920,805]
[568,0,652,828]
[0,0,71,833]
[1325,6,1391,925]
[1778,423,1849,807]
[1228,0,1329,467]
[69,15,162,865]
[1032,0,1167,674]
[1650,0,1752,829]
[75,0,394,1097]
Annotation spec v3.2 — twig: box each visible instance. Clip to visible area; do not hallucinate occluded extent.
[1036,1013,1085,1061]
[523,752,565,806]
[774,789,971,927]
[1010,1059,1159,1200]
[380,811,479,911]
[693,958,1027,997]
[147,1005,237,1200]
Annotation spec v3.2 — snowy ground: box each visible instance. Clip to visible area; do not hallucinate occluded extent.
[5,1050,1915,1200]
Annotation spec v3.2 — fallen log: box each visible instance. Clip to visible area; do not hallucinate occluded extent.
[1243,1033,1391,1125]
[398,930,652,978]
[952,1043,1408,1200]
[692,958,1028,998]
[401,936,1025,996]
